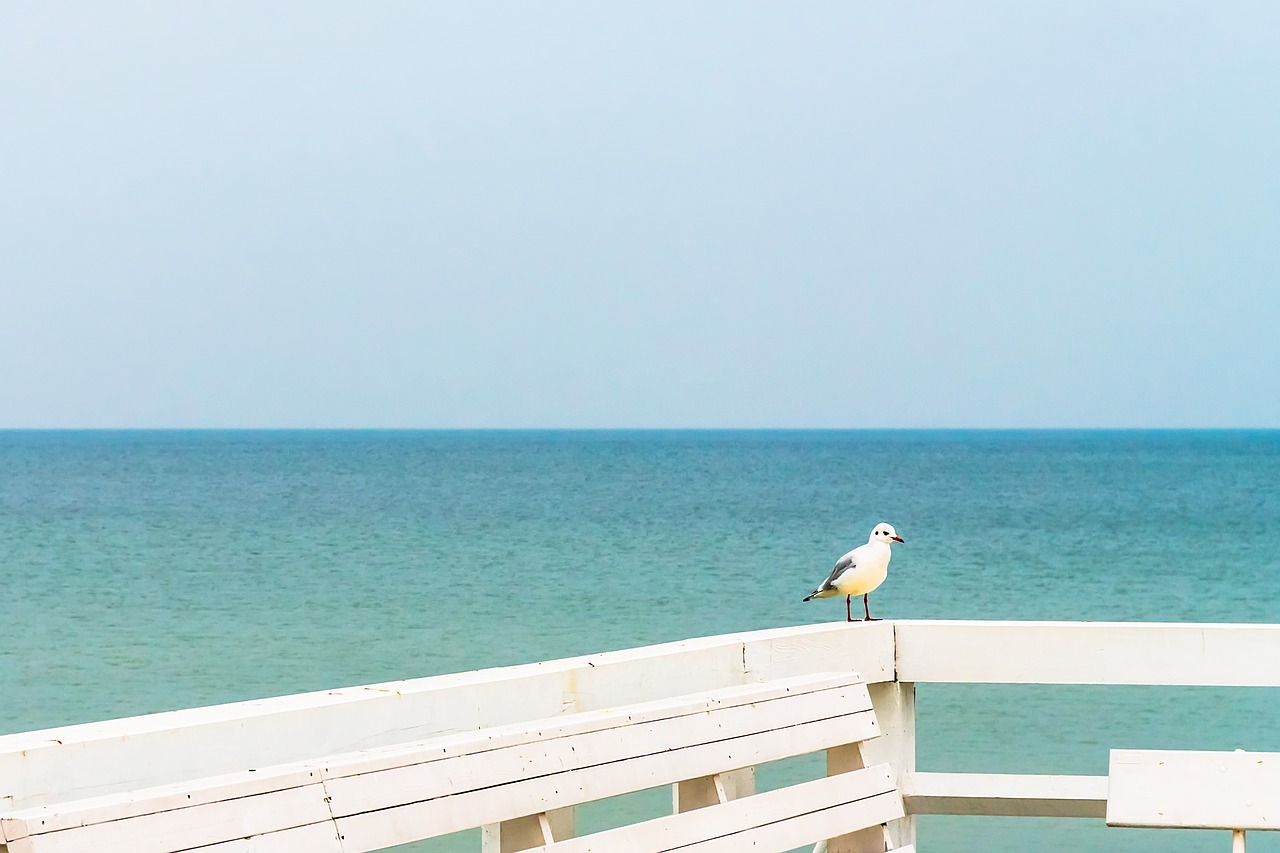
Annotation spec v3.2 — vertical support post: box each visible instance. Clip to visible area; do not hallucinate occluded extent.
[858,680,916,850]
[1233,829,1246,853]
[824,743,885,853]
[673,767,755,812]
[481,807,576,852]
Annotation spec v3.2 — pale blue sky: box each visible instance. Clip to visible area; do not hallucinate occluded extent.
[2,2,1277,428]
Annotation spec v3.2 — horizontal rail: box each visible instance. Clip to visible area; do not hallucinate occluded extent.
[895,621,1280,686]
[904,772,1107,818]
[0,622,894,811]
[0,674,878,852]
[5,620,1280,819]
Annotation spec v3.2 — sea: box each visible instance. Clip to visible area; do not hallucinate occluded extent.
[2,430,1278,852]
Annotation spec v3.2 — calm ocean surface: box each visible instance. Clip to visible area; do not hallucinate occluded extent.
[2,430,1278,852]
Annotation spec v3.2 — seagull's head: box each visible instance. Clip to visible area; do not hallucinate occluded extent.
[871,523,904,545]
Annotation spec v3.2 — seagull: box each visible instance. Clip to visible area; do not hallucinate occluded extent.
[803,523,904,622]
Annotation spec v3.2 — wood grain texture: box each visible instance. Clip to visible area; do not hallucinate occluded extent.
[0,623,892,813]
[2,673,879,853]
[1107,749,1280,830]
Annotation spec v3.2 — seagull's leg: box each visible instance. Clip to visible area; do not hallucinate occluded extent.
[845,595,854,622]
[863,594,880,622]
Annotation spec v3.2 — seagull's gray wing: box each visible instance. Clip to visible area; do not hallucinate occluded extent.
[816,553,856,594]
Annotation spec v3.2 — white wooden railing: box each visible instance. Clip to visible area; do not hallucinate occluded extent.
[2,620,1279,851]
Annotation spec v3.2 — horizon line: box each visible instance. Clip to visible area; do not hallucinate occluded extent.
[2,426,1278,433]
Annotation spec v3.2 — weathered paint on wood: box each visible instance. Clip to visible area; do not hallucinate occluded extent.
[529,765,903,853]
[824,742,889,853]
[0,766,328,848]
[0,622,893,813]
[328,676,878,851]
[673,769,754,814]
[1107,749,1280,830]
[6,620,1280,852]
[483,808,575,853]
[895,621,1280,685]
[905,772,1107,818]
[0,673,879,853]
[860,680,916,847]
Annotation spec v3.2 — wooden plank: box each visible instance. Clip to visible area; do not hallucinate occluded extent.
[1,783,336,853]
[742,621,894,684]
[860,681,916,849]
[674,769,754,813]
[483,807,575,853]
[904,772,1107,818]
[895,621,1280,685]
[322,675,872,812]
[531,765,902,852]
[0,767,320,840]
[145,823,342,853]
[319,672,871,786]
[2,674,874,853]
[0,623,893,813]
[332,706,880,850]
[824,743,884,853]
[1107,749,1280,830]
[6,823,343,853]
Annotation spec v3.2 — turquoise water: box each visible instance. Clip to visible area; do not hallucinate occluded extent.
[3,430,1279,851]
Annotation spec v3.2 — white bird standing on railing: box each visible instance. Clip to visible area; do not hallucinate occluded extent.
[803,523,904,622]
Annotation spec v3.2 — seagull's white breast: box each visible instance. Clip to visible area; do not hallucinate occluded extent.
[831,541,892,597]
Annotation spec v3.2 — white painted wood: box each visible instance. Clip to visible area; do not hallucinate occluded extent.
[1,673,876,853]
[537,813,555,845]
[824,742,885,853]
[1107,749,1280,830]
[1,781,337,853]
[321,674,872,811]
[1235,829,1247,852]
[141,823,342,853]
[904,772,1108,818]
[673,768,754,813]
[12,620,1280,853]
[860,680,916,848]
[7,619,1277,819]
[0,622,893,813]
[0,766,321,840]
[483,808,576,853]
[742,621,895,684]
[531,765,903,853]
[330,688,879,850]
[895,621,1280,685]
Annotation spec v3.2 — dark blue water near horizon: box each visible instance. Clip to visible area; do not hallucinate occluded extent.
[2,429,1278,852]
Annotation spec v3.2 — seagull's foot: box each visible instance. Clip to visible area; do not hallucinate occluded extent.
[863,617,882,622]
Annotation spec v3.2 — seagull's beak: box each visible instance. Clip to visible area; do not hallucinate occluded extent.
[892,535,905,543]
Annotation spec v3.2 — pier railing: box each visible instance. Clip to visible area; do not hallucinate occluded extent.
[2,620,1279,850]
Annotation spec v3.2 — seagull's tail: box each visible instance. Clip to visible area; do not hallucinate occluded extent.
[803,585,837,602]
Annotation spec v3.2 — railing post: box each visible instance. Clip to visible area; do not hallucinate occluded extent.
[824,743,889,853]
[481,807,576,852]
[859,679,916,849]
[673,767,755,812]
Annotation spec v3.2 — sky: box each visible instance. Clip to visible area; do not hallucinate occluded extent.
[2,2,1278,429]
